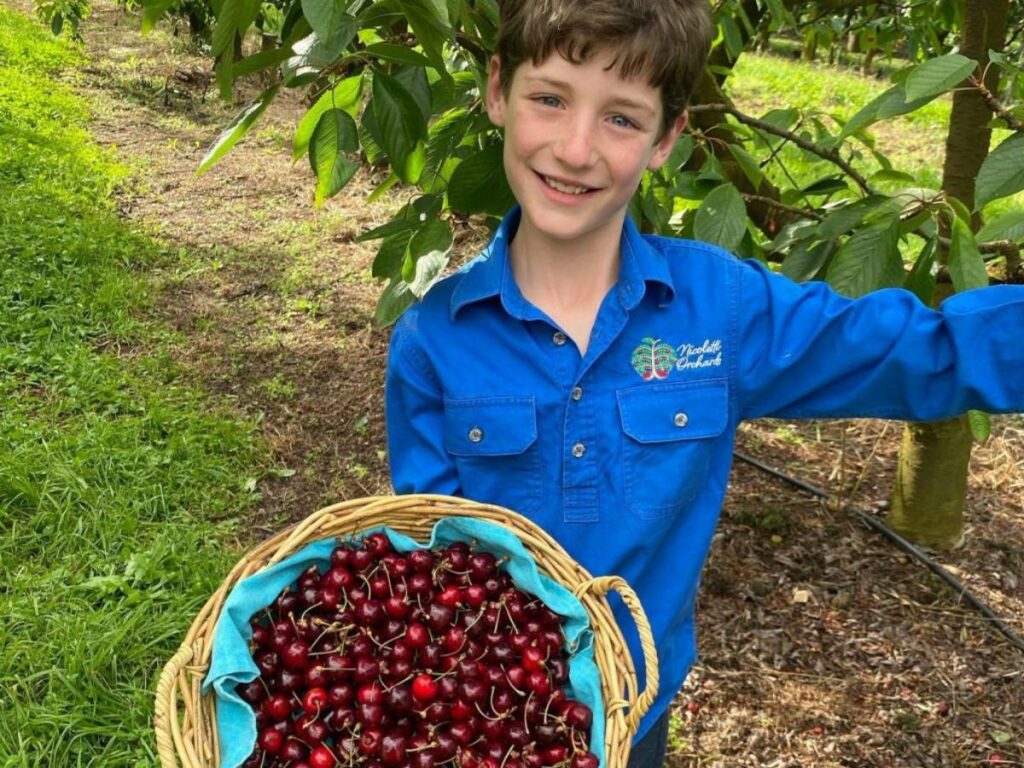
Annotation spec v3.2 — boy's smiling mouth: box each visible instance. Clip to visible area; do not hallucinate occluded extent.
[536,171,597,196]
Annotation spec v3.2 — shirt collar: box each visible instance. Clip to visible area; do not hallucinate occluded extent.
[450,206,676,320]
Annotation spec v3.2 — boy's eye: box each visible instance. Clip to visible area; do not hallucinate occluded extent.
[535,95,562,108]
[610,114,638,130]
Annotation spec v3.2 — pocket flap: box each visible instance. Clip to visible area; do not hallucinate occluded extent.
[618,379,728,444]
[444,397,538,456]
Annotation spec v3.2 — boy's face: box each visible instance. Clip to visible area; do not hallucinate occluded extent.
[486,50,687,254]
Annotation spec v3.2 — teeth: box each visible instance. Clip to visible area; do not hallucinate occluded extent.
[543,176,589,195]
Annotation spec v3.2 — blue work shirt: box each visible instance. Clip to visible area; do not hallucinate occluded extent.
[385,207,1024,740]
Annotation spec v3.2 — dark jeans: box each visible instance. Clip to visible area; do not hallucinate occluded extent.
[626,712,670,768]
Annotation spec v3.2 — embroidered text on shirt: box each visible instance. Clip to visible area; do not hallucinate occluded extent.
[675,339,723,371]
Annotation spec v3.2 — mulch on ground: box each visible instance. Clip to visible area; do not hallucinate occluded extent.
[65,4,1024,764]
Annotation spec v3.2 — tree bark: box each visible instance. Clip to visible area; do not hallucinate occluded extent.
[889,0,1009,550]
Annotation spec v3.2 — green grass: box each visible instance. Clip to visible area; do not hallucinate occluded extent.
[0,7,267,766]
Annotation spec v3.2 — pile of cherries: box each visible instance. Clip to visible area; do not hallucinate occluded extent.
[237,532,599,768]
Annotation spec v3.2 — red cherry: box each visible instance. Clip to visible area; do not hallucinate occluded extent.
[438,585,463,608]
[571,753,599,768]
[521,647,545,673]
[564,702,593,729]
[263,693,291,721]
[365,532,392,556]
[309,745,337,768]
[257,727,284,755]
[282,641,311,671]
[411,673,438,702]
[405,622,429,648]
[302,687,328,714]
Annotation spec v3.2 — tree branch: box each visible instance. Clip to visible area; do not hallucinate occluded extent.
[688,103,875,194]
[742,194,823,221]
[969,75,1024,132]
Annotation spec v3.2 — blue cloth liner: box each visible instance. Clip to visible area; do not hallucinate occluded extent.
[203,516,606,768]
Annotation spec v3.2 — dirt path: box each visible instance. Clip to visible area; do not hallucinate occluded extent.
[69,4,1024,765]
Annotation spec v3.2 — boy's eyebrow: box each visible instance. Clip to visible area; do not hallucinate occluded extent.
[524,76,658,117]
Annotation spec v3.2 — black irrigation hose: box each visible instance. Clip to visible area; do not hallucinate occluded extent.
[733,450,1024,654]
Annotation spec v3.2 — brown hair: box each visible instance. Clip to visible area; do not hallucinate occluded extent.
[496,0,714,137]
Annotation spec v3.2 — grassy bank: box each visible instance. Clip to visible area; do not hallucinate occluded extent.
[0,7,266,765]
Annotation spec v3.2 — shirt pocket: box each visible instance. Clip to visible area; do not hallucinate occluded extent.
[443,396,541,514]
[617,379,728,519]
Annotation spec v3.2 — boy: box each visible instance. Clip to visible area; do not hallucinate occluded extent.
[385,1,1024,765]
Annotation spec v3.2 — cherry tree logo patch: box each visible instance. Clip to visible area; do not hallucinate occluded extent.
[631,337,677,380]
[631,337,723,379]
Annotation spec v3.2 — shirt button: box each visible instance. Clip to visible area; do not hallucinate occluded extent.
[571,386,583,401]
[572,442,586,458]
[552,331,567,346]
[468,427,484,443]
[674,412,689,428]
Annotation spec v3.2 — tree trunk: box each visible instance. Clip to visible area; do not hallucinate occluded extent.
[860,47,876,76]
[802,28,817,61]
[889,0,1009,550]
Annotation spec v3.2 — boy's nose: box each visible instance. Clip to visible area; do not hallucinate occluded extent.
[552,118,597,169]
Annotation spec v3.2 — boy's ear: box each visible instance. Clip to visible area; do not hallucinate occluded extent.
[647,111,689,171]
[485,55,507,128]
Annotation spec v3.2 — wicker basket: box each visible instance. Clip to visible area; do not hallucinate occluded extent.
[155,494,658,768]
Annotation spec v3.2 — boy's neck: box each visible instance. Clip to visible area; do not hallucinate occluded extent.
[508,219,621,355]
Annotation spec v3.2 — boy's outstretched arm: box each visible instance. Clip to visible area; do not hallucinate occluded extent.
[385,315,462,495]
[734,259,1024,421]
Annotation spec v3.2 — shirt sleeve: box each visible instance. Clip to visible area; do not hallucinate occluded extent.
[385,314,462,496]
[735,258,1024,421]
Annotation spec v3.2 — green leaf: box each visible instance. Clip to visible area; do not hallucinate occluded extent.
[816,196,889,239]
[974,132,1024,209]
[447,146,516,216]
[372,71,428,183]
[375,277,417,326]
[301,0,357,52]
[800,176,848,196]
[394,0,453,72]
[947,218,989,293]
[309,109,360,206]
[404,219,454,297]
[141,0,176,33]
[868,169,917,186]
[213,0,260,57]
[903,238,937,305]
[725,143,763,188]
[395,66,432,124]
[826,215,903,297]
[421,108,473,191]
[293,75,363,161]
[198,84,280,174]
[988,49,1024,79]
[232,43,296,79]
[990,729,1014,744]
[693,183,746,252]
[781,239,835,283]
[360,196,443,241]
[372,230,415,279]
[977,210,1024,243]
[836,85,938,143]
[904,54,976,101]
[720,15,743,59]
[365,43,432,67]
[968,410,992,443]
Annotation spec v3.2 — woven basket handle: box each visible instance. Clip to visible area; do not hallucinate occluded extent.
[575,575,658,734]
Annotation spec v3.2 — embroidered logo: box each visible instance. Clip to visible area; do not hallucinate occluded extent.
[631,337,677,380]
[630,337,723,379]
